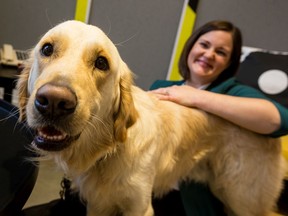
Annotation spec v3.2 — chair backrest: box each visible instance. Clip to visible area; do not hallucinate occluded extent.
[236,47,288,107]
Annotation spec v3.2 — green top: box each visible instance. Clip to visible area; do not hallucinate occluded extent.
[150,77,288,215]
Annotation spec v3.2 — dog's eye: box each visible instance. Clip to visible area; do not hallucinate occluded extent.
[41,43,54,57]
[95,56,109,71]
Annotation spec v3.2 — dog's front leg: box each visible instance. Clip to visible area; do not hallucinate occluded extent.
[86,204,116,216]
[119,180,155,216]
[124,202,154,216]
[141,203,154,216]
[86,202,154,216]
[86,195,154,216]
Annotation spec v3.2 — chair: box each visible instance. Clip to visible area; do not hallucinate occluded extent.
[0,99,38,216]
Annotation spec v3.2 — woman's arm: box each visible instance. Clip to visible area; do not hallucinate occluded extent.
[151,85,281,134]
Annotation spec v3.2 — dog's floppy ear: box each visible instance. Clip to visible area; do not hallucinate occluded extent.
[16,60,32,121]
[113,63,138,142]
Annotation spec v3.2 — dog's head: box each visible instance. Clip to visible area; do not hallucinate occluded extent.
[17,20,138,152]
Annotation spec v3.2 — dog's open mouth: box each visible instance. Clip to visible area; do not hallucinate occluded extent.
[34,126,80,151]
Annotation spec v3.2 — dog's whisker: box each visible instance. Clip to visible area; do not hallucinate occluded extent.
[88,114,113,139]
[114,31,140,47]
[0,107,33,142]
[0,108,20,123]
[45,8,53,28]
[104,15,112,37]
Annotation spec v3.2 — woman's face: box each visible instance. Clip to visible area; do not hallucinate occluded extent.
[187,30,233,85]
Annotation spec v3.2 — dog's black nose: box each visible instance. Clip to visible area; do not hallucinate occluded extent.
[35,84,77,118]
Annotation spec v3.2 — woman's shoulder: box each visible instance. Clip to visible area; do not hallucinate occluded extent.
[149,80,185,90]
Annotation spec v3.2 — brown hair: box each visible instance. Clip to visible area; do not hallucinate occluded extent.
[178,20,242,86]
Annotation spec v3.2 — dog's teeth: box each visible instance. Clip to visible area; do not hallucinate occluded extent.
[38,130,67,141]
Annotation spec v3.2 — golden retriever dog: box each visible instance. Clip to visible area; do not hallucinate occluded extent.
[17,20,286,216]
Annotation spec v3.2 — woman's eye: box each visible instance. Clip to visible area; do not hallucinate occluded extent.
[216,50,227,57]
[41,43,54,57]
[199,42,209,49]
[95,56,109,71]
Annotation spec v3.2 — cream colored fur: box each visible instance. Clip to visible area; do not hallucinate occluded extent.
[17,20,286,216]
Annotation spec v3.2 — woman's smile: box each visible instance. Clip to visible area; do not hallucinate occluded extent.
[195,58,213,70]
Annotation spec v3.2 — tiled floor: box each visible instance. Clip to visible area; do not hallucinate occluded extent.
[24,160,63,208]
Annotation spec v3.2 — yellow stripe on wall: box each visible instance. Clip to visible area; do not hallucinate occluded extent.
[167,1,197,81]
[282,135,288,160]
[74,0,91,23]
[167,7,196,81]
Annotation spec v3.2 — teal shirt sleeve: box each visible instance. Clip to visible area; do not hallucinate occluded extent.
[149,80,185,90]
[208,78,288,138]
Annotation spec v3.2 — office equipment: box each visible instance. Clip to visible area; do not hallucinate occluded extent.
[0,44,29,66]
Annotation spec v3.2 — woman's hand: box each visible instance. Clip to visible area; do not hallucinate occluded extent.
[150,85,202,107]
[150,85,281,135]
